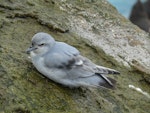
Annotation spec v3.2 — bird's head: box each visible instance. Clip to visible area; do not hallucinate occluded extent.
[26,32,55,57]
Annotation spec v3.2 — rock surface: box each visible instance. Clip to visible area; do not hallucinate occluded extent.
[0,0,150,113]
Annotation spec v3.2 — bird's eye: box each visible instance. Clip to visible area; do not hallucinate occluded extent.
[39,43,45,46]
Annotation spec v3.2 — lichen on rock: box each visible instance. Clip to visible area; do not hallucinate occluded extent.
[0,0,150,113]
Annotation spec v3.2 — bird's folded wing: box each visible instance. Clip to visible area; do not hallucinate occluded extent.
[76,55,120,75]
[94,65,120,75]
[44,41,80,68]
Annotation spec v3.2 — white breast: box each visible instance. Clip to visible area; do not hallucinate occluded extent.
[31,56,67,83]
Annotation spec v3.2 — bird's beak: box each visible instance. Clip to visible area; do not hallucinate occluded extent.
[26,46,37,54]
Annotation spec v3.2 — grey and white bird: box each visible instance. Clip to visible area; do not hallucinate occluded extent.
[26,32,120,89]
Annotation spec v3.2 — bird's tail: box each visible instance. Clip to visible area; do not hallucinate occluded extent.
[96,65,120,75]
[98,74,116,89]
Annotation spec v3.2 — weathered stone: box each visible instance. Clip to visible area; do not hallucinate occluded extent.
[0,0,149,113]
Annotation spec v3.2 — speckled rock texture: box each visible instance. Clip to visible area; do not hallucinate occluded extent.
[0,0,150,113]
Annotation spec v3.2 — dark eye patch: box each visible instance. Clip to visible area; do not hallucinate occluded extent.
[38,43,45,46]
[32,43,34,46]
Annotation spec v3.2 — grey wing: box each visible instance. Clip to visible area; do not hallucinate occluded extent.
[44,41,80,68]
[61,55,119,88]
[76,55,120,75]
[67,55,120,88]
[53,55,97,79]
[56,54,120,77]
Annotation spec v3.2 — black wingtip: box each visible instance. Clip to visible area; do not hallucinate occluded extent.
[99,77,116,90]
[108,70,120,75]
[113,71,120,74]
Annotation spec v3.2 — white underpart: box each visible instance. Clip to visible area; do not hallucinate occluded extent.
[75,60,83,65]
